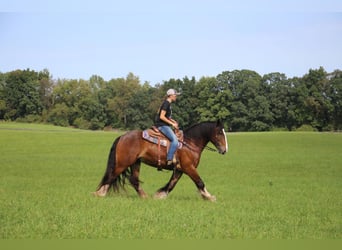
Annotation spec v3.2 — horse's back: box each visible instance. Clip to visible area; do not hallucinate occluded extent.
[117,130,143,147]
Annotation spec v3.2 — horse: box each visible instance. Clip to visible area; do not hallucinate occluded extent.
[93,120,228,201]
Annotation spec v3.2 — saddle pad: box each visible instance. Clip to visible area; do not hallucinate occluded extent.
[142,130,168,147]
[142,130,183,148]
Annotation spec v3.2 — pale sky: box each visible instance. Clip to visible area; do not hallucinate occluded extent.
[1,0,342,84]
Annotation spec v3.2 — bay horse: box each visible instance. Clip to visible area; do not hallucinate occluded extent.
[93,120,228,201]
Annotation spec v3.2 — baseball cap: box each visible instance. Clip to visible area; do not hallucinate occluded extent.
[166,89,181,96]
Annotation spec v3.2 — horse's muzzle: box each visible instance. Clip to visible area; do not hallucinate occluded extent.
[218,148,227,155]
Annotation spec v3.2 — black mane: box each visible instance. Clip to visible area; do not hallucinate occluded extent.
[184,121,217,140]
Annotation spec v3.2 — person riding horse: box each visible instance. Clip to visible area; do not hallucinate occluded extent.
[94,120,228,201]
[154,89,181,169]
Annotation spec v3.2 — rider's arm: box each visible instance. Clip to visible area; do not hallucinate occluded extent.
[160,110,178,129]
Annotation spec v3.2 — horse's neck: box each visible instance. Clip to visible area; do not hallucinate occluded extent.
[184,130,210,151]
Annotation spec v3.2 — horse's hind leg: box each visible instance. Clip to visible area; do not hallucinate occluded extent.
[154,168,183,199]
[129,161,148,198]
[94,184,110,197]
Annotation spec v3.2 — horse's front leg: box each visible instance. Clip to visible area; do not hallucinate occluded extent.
[129,161,148,199]
[154,168,183,199]
[184,167,216,202]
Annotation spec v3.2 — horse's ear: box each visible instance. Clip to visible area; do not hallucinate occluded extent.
[216,120,221,127]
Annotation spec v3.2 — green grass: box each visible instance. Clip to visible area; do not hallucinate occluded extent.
[0,122,341,239]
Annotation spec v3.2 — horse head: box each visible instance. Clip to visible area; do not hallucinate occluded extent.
[211,120,228,154]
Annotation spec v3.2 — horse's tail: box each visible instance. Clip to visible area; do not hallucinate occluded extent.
[97,136,130,192]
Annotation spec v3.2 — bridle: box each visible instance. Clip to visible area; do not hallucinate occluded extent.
[181,136,220,153]
[204,145,218,152]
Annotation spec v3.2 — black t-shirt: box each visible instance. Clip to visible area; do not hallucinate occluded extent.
[155,100,172,127]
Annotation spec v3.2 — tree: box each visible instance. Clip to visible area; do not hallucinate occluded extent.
[327,70,342,130]
[47,103,71,127]
[1,67,341,131]
[263,72,297,130]
[51,78,96,125]
[217,70,272,131]
[126,82,155,129]
[196,76,232,128]
[89,74,105,91]
[301,67,333,131]
[106,73,141,128]
[76,96,106,130]
[2,69,43,120]
[0,72,6,119]
[38,69,53,111]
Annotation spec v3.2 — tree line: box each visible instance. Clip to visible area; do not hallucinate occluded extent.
[0,67,341,131]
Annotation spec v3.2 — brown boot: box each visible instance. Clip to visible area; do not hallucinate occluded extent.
[166,160,173,166]
[172,156,181,170]
[157,160,172,171]
[166,160,174,169]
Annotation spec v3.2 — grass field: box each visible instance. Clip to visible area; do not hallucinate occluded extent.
[0,122,341,239]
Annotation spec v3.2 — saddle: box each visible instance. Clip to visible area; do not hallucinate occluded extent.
[142,126,183,149]
[142,126,183,168]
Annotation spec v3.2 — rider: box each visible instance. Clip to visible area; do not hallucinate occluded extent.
[154,88,181,168]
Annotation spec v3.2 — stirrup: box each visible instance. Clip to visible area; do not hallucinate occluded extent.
[166,160,174,167]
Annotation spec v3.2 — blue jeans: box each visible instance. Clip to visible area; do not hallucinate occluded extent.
[158,125,178,161]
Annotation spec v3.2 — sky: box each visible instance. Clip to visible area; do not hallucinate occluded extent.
[1,0,342,85]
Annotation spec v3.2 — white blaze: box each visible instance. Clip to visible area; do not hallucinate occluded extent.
[223,128,228,152]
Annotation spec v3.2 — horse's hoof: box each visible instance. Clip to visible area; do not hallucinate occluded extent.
[208,195,217,202]
[139,192,149,199]
[202,195,216,202]
[154,191,168,199]
[92,191,105,197]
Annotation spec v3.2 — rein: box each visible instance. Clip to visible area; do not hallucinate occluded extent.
[181,138,218,153]
[204,145,217,152]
